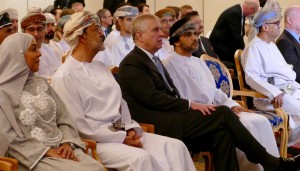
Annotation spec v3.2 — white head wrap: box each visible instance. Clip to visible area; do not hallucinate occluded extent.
[44,13,56,24]
[0,33,34,155]
[0,8,18,20]
[63,11,99,50]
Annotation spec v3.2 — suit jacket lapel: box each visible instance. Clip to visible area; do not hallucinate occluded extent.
[133,46,180,96]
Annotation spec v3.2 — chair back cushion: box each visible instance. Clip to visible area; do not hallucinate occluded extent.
[202,56,232,98]
[254,111,283,127]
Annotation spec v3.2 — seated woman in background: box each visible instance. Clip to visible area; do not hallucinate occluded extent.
[0,33,104,171]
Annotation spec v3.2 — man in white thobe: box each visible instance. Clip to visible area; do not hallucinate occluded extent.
[51,11,196,171]
[164,17,279,171]
[242,0,300,145]
[154,8,175,61]
[109,5,138,66]
[38,13,63,79]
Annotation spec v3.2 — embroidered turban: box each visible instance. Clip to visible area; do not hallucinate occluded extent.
[155,8,176,18]
[169,18,195,45]
[0,12,12,29]
[253,0,282,28]
[21,12,46,31]
[114,5,139,18]
[0,8,18,20]
[63,11,99,50]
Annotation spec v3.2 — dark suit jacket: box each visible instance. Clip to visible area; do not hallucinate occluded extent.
[209,4,245,64]
[103,0,125,15]
[193,36,218,58]
[276,30,300,83]
[118,46,189,140]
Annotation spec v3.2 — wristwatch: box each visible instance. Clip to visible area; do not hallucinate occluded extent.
[69,143,76,150]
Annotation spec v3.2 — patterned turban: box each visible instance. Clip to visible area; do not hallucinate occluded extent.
[0,12,12,29]
[169,18,195,45]
[21,13,46,31]
[253,0,282,28]
[63,11,99,50]
[155,8,176,18]
[0,8,18,20]
[57,15,71,28]
[114,5,139,18]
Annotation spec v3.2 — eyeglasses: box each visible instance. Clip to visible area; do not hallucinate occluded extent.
[103,15,112,18]
[266,20,280,26]
[25,26,45,33]
[161,18,174,24]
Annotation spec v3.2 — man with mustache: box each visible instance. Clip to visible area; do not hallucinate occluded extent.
[39,13,64,79]
[184,11,218,58]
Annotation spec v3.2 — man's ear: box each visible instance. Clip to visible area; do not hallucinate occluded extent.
[174,40,180,47]
[135,31,142,41]
[79,34,86,43]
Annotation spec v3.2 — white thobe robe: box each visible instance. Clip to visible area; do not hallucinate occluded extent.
[110,35,134,66]
[155,38,174,61]
[242,36,300,145]
[51,56,195,171]
[38,40,63,79]
[104,29,120,50]
[59,39,70,54]
[93,46,116,68]
[163,52,279,171]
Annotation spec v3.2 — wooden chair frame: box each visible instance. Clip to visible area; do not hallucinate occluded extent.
[0,157,18,171]
[234,49,288,157]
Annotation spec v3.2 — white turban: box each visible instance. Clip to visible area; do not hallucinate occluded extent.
[0,8,18,20]
[63,11,99,50]
[44,13,55,23]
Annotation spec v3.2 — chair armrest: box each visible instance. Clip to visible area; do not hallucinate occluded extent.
[0,157,18,171]
[139,123,155,133]
[233,90,267,99]
[81,139,100,162]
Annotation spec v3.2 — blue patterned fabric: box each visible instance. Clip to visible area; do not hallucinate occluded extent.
[204,60,283,128]
[254,111,283,127]
[204,60,231,97]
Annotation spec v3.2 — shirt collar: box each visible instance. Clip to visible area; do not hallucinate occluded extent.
[285,28,300,44]
[136,45,156,62]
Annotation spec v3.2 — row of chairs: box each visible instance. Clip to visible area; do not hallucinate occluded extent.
[201,49,288,159]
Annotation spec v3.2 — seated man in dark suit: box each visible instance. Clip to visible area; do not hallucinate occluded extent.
[118,13,300,171]
[276,6,300,83]
[183,11,218,58]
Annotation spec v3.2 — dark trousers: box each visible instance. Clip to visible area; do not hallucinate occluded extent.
[182,105,268,171]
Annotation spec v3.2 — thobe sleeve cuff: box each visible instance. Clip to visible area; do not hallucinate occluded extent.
[223,99,240,109]
[29,147,50,170]
[125,120,143,136]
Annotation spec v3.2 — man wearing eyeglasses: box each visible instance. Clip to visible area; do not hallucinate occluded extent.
[276,6,300,84]
[242,1,300,146]
[21,10,46,49]
[97,9,113,38]
[0,12,14,44]
[154,8,176,61]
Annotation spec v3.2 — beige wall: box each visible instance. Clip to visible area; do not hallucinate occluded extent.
[1,0,300,34]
